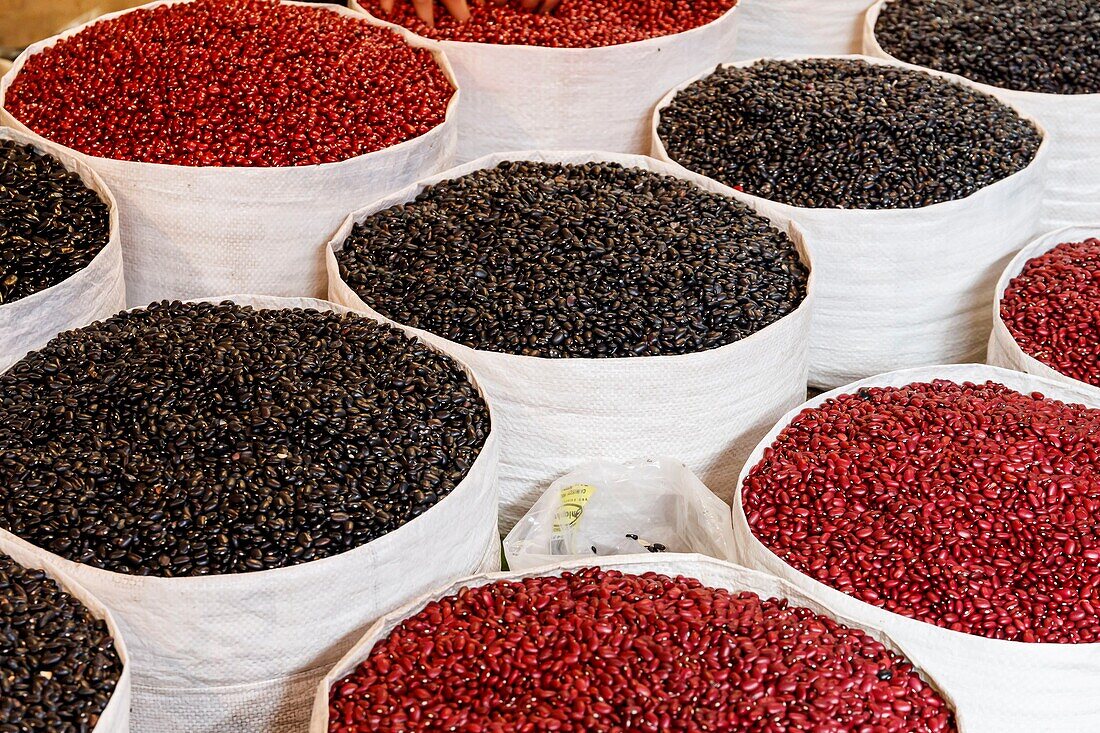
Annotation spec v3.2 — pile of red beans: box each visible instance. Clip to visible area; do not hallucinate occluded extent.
[1000,238,1100,387]
[4,0,453,167]
[366,0,736,48]
[743,380,1100,644]
[329,568,957,732]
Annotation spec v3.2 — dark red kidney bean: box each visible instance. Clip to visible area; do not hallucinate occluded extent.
[329,568,957,732]
[1001,238,1100,388]
[743,379,1100,644]
[5,0,453,167]
[364,0,735,48]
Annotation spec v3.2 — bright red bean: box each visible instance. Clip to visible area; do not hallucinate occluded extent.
[329,568,957,732]
[5,0,453,167]
[1000,238,1100,387]
[364,0,736,48]
[743,380,1100,644]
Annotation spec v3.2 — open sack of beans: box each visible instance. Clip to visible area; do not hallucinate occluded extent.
[0,127,124,373]
[0,537,131,733]
[349,0,738,162]
[732,364,1100,731]
[0,295,500,733]
[652,55,1047,390]
[734,0,871,59]
[314,555,962,732]
[326,151,814,532]
[0,0,458,306]
[988,226,1100,403]
[865,0,1100,232]
[502,457,739,571]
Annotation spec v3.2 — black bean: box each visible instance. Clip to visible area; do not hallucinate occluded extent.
[0,301,490,577]
[337,161,808,359]
[0,552,122,732]
[657,59,1042,210]
[876,0,1100,96]
[0,141,110,305]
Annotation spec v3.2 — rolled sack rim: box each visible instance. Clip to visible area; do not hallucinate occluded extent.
[0,293,500,592]
[990,224,1100,399]
[348,0,739,57]
[325,148,816,369]
[0,126,122,316]
[0,535,133,733]
[863,0,1100,103]
[0,0,461,174]
[310,553,970,732]
[732,362,1100,655]
[650,53,1051,224]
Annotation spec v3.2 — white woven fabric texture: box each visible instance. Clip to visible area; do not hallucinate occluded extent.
[0,0,459,308]
[651,54,1049,390]
[0,127,125,374]
[349,1,738,162]
[863,0,1100,233]
[731,364,1100,733]
[734,0,871,59]
[310,553,966,731]
[0,534,133,733]
[326,150,814,533]
[0,295,501,733]
[503,457,739,571]
[986,225,1100,403]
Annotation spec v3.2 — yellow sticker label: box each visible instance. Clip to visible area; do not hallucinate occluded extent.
[552,483,597,534]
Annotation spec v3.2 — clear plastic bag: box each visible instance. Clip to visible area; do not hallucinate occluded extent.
[503,457,737,571]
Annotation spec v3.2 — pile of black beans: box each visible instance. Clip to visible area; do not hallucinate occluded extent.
[0,552,122,732]
[0,140,110,305]
[657,59,1043,209]
[875,0,1100,95]
[0,301,489,577]
[337,161,808,358]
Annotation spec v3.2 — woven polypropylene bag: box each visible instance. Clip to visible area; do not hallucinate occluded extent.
[0,127,125,374]
[734,0,871,59]
[864,0,1100,233]
[310,553,967,731]
[0,0,459,307]
[326,150,815,533]
[732,364,1100,733]
[0,535,132,733]
[651,54,1049,390]
[987,225,1100,403]
[0,295,501,733]
[349,1,738,163]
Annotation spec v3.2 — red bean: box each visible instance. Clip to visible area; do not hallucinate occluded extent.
[743,380,1100,644]
[1000,238,1100,388]
[5,0,453,167]
[328,568,956,732]
[364,0,735,48]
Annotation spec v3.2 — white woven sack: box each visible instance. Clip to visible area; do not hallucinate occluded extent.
[651,54,1049,390]
[988,225,1100,404]
[734,0,870,59]
[731,364,1100,733]
[0,0,459,307]
[349,1,738,163]
[310,553,967,731]
[863,0,1100,232]
[0,127,125,374]
[326,150,814,533]
[0,534,132,733]
[0,294,501,733]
